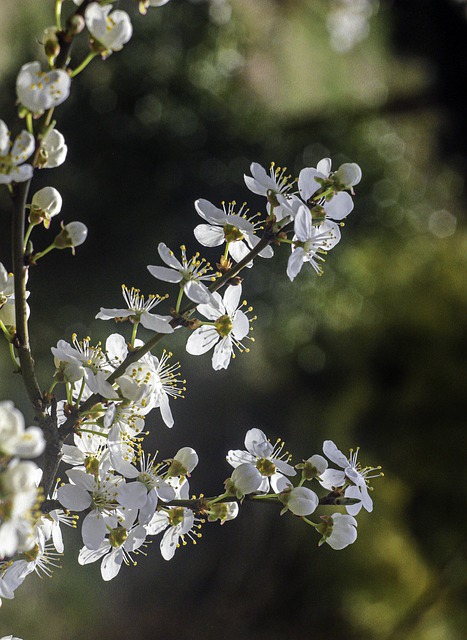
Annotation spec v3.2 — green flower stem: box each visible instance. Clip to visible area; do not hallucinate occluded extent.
[9,342,20,370]
[130,320,139,348]
[251,493,281,502]
[23,222,36,251]
[26,112,34,135]
[48,379,58,394]
[33,243,56,261]
[70,52,98,78]
[44,107,55,129]
[55,0,63,31]
[205,492,231,506]
[175,286,184,313]
[302,517,319,529]
[223,243,230,260]
[0,318,11,341]
[76,377,86,405]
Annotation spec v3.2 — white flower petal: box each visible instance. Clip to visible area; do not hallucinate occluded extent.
[186,326,219,355]
[57,483,91,511]
[212,336,232,370]
[147,265,182,283]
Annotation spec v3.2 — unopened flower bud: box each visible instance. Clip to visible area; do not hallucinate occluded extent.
[166,447,199,477]
[30,187,62,228]
[207,501,239,523]
[298,454,328,481]
[68,14,86,36]
[278,486,319,516]
[225,463,262,498]
[38,129,68,169]
[334,163,362,189]
[43,26,60,61]
[53,221,88,250]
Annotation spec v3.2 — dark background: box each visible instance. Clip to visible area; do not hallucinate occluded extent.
[0,1,466,638]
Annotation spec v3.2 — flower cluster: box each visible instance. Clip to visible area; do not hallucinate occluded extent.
[244,158,361,280]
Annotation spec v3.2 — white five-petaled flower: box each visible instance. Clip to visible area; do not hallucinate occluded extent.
[147,243,215,304]
[51,334,118,400]
[0,401,45,459]
[287,205,341,281]
[57,466,146,550]
[320,440,379,515]
[85,3,133,56]
[96,284,173,334]
[146,507,196,561]
[78,524,147,581]
[244,162,290,205]
[0,120,34,185]
[194,199,273,265]
[227,428,296,493]
[16,61,71,116]
[186,284,251,370]
[298,158,354,222]
[108,333,184,427]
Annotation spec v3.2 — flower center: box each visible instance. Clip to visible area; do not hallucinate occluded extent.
[256,458,276,477]
[215,314,233,337]
[168,507,185,527]
[109,527,128,549]
[224,224,244,243]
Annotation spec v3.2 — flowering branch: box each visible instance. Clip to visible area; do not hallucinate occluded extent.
[0,0,381,615]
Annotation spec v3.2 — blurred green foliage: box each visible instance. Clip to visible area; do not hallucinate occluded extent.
[0,1,466,639]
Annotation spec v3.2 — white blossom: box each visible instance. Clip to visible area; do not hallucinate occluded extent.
[335,162,362,189]
[78,524,147,581]
[0,402,45,459]
[320,440,378,515]
[85,3,133,56]
[30,186,62,228]
[96,284,173,334]
[39,129,67,168]
[194,199,273,264]
[148,243,215,304]
[146,507,196,561]
[57,466,146,549]
[16,61,71,116]
[226,463,262,497]
[0,461,41,557]
[186,284,251,370]
[54,221,88,249]
[139,0,171,14]
[52,335,118,400]
[227,428,296,493]
[0,120,34,185]
[318,513,358,550]
[278,486,319,516]
[287,205,341,281]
